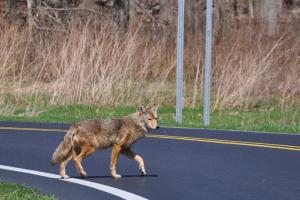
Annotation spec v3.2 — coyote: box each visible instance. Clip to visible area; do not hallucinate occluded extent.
[51,105,159,179]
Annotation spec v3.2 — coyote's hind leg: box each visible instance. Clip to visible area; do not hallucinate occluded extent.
[73,146,96,177]
[60,153,74,179]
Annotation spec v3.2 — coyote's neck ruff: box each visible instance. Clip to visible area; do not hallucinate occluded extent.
[51,105,160,179]
[129,113,150,132]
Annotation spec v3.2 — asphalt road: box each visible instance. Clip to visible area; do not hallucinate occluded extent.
[0,121,300,200]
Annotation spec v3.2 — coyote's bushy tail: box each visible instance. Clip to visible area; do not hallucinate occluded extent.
[51,127,77,165]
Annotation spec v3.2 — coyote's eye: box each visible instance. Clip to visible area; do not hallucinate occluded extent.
[148,118,152,121]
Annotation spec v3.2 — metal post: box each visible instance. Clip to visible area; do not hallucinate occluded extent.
[204,0,213,126]
[176,0,185,124]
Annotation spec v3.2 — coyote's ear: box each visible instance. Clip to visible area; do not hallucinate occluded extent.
[139,106,147,114]
[151,104,160,112]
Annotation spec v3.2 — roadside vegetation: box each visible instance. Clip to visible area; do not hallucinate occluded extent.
[1,22,299,109]
[0,181,56,200]
[0,22,299,134]
[0,104,299,134]
[0,1,299,134]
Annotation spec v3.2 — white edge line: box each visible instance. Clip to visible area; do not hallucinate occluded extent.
[0,165,148,200]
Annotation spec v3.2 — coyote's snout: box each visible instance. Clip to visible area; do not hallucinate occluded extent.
[51,105,159,179]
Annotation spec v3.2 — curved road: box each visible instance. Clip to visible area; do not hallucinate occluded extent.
[0,121,300,200]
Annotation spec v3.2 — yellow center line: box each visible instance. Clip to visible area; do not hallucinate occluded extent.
[0,126,65,132]
[147,134,300,149]
[1,126,300,152]
[147,134,300,152]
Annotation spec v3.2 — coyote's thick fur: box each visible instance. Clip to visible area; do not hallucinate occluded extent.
[51,105,159,179]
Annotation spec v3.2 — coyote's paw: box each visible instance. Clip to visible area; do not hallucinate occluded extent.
[61,174,70,179]
[80,171,87,177]
[112,174,122,179]
[140,168,146,176]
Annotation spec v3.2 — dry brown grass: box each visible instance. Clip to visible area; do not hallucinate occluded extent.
[0,20,299,111]
[212,27,300,110]
[0,21,176,107]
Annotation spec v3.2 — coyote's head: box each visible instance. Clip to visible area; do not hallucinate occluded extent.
[139,104,160,130]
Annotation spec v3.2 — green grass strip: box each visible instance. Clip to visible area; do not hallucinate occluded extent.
[0,182,56,200]
[0,104,299,134]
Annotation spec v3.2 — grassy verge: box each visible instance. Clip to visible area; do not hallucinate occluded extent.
[0,181,56,200]
[0,104,299,134]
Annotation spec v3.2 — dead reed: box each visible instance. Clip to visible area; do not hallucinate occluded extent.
[0,20,299,112]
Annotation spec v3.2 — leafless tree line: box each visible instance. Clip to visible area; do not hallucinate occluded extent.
[3,0,300,35]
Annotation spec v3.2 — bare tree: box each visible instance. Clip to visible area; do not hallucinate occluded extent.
[4,0,17,19]
[159,0,170,47]
[248,0,254,19]
[129,0,138,28]
[6,0,17,11]
[114,0,129,30]
[186,0,200,36]
[27,0,37,29]
[215,0,224,43]
[259,0,282,36]
[159,0,170,25]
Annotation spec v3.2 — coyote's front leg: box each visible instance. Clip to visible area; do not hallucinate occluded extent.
[110,144,122,178]
[122,148,146,176]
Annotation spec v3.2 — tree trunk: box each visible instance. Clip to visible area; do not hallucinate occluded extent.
[5,0,17,19]
[27,0,37,29]
[215,0,224,44]
[187,0,200,36]
[159,0,170,47]
[6,0,17,11]
[248,0,254,20]
[159,0,169,25]
[259,0,281,36]
[129,0,138,28]
[114,0,129,31]
[233,0,239,28]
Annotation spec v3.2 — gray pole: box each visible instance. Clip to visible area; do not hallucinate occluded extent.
[176,0,185,124]
[204,0,213,126]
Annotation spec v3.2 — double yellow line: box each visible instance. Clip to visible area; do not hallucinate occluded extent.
[1,126,300,152]
[147,134,300,152]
